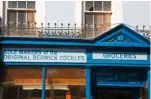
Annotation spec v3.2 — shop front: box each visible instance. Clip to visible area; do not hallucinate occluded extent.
[2,67,86,99]
[0,24,150,99]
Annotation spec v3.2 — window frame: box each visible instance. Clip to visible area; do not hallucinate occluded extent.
[82,1,112,37]
[7,1,36,27]
[7,9,36,27]
[83,1,112,27]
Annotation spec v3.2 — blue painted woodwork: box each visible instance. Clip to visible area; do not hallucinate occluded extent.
[92,67,148,87]
[106,33,135,43]
[0,23,150,99]
[88,57,150,67]
[42,67,46,99]
[148,70,150,99]
[94,24,150,45]
[86,66,91,99]
[3,62,150,67]
[1,24,150,67]
[0,24,150,48]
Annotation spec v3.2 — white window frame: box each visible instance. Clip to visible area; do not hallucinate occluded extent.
[83,1,112,27]
[5,1,36,26]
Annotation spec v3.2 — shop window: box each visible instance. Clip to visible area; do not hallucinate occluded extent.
[3,67,42,99]
[80,87,86,98]
[71,87,76,99]
[84,1,112,37]
[30,90,42,97]
[46,67,86,99]
[54,90,66,99]
[3,67,86,99]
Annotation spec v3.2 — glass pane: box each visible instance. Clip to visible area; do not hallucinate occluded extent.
[54,90,66,96]
[103,1,111,11]
[103,13,111,31]
[18,11,26,23]
[94,1,102,11]
[80,87,86,97]
[18,1,26,8]
[46,68,85,99]
[85,13,93,37]
[8,1,17,8]
[3,67,42,99]
[7,10,17,22]
[27,11,35,22]
[7,10,17,35]
[103,13,111,25]
[94,13,103,35]
[85,1,93,11]
[29,90,42,97]
[85,13,93,25]
[18,11,26,28]
[27,11,36,30]
[27,1,35,9]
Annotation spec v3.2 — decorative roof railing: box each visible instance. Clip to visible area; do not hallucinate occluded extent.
[0,22,150,40]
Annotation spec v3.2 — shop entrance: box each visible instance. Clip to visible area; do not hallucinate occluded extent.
[95,87,137,99]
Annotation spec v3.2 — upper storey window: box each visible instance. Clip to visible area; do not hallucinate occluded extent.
[7,1,36,36]
[84,1,112,37]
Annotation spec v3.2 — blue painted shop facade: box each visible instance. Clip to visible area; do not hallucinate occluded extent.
[0,24,150,99]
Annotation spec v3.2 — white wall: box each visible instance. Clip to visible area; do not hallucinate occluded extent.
[36,1,46,27]
[111,1,123,25]
[123,1,150,30]
[75,1,82,27]
[150,1,151,31]
[0,1,3,26]
[45,1,75,27]
[0,1,2,18]
[44,1,124,27]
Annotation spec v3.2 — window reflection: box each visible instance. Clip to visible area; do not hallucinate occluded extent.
[3,67,86,99]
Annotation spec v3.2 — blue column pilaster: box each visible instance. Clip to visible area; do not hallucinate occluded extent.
[86,66,91,99]
[148,70,150,99]
[42,66,46,99]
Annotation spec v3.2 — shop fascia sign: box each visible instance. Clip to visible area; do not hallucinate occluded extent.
[3,48,87,63]
[92,52,147,60]
[3,48,148,62]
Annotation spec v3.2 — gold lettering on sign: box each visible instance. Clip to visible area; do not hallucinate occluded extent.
[14,79,85,85]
